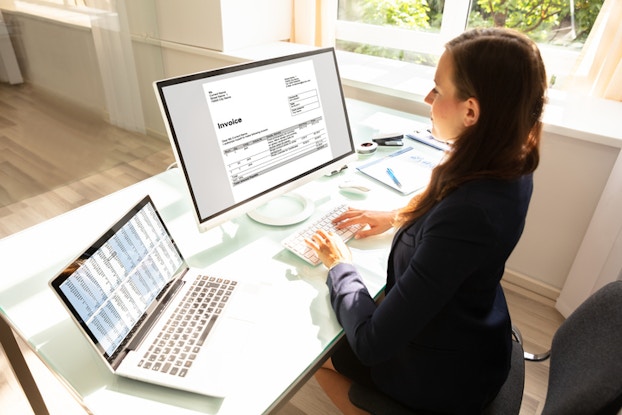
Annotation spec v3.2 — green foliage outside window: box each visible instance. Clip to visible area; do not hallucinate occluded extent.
[337,0,437,64]
[470,0,604,47]
[337,0,604,65]
[357,0,432,28]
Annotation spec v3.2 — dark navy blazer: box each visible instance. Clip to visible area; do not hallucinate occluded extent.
[327,175,533,414]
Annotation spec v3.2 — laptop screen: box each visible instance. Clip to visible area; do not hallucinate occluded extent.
[50,196,184,359]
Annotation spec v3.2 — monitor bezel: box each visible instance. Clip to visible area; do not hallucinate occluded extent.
[154,47,356,232]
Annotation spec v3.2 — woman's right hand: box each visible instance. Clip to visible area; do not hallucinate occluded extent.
[333,208,396,239]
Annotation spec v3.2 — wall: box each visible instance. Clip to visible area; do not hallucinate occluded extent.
[0,12,22,84]
[151,0,291,52]
[506,132,618,297]
[2,11,105,115]
[2,3,621,302]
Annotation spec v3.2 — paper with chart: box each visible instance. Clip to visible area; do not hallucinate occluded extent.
[357,146,443,194]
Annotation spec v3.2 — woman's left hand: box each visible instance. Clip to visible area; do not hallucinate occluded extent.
[305,229,352,269]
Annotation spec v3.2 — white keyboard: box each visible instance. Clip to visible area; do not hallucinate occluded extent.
[282,204,362,266]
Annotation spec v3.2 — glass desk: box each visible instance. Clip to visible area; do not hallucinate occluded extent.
[0,99,433,414]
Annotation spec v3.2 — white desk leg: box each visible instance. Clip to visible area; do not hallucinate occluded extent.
[0,315,50,415]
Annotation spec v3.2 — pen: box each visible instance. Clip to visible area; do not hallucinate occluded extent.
[386,168,402,188]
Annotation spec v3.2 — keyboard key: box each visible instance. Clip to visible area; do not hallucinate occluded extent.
[137,274,236,377]
[282,204,362,265]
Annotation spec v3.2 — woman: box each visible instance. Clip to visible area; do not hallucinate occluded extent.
[306,28,547,414]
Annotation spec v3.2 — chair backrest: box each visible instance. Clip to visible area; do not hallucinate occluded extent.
[541,280,622,415]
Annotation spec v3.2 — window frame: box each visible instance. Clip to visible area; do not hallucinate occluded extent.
[335,0,470,56]
[333,0,583,90]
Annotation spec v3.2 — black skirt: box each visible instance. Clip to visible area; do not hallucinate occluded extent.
[330,338,377,390]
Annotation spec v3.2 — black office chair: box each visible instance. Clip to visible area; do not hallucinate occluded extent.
[348,329,525,415]
[537,280,622,415]
[349,280,622,415]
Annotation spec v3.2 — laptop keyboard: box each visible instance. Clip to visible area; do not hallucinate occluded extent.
[138,275,237,377]
[282,204,362,266]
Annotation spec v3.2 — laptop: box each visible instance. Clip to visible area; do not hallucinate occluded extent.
[49,195,257,397]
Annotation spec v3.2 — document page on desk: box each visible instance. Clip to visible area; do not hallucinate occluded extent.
[357,146,442,194]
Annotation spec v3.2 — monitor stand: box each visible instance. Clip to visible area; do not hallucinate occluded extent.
[247,193,314,226]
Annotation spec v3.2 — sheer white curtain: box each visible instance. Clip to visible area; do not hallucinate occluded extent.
[567,0,622,102]
[87,0,145,133]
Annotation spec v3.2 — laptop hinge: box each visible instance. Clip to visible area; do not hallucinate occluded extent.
[109,268,189,368]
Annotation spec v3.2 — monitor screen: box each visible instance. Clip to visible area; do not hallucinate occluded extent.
[154,47,356,231]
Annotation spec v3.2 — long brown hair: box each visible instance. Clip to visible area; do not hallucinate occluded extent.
[395,28,547,228]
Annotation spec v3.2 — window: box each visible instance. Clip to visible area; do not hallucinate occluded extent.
[335,0,605,88]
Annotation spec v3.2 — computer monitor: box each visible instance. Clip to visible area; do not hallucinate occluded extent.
[154,47,356,231]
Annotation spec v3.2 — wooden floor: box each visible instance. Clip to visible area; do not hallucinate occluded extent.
[0,82,564,414]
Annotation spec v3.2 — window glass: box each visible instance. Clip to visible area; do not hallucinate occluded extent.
[336,0,605,84]
[336,0,445,66]
[466,0,604,49]
[338,0,442,33]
